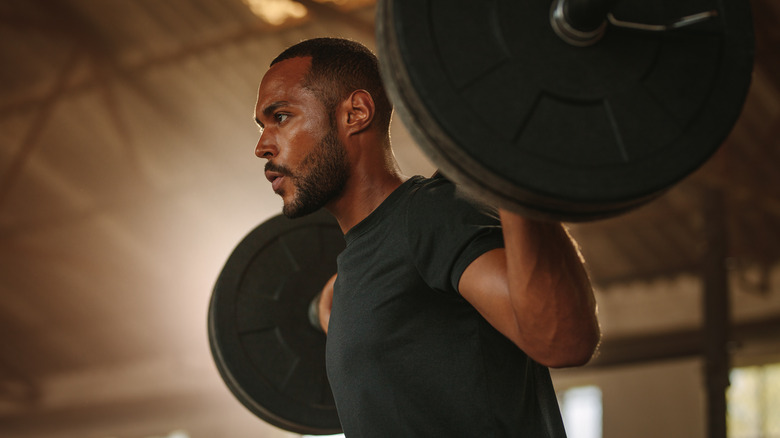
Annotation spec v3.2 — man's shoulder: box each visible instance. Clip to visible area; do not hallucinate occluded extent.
[406,174,496,216]
[406,173,456,201]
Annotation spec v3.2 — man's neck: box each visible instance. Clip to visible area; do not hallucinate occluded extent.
[327,167,408,235]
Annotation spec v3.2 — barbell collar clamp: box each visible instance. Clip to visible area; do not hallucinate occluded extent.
[550,0,613,47]
[308,291,324,333]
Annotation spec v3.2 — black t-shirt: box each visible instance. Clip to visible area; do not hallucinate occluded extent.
[326,176,566,437]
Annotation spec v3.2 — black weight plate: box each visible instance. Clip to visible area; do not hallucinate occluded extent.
[208,209,344,435]
[377,0,754,221]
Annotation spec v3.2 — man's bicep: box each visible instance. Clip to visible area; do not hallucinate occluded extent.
[457,248,524,347]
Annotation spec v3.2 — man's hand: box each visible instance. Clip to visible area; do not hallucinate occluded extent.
[318,273,337,334]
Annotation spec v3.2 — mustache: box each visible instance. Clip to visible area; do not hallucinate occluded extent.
[265,161,294,178]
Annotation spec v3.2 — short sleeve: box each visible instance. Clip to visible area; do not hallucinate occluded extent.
[404,178,504,294]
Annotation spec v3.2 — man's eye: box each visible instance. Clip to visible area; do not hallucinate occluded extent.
[275,113,289,123]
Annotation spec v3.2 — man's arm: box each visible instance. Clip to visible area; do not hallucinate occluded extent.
[458,209,600,368]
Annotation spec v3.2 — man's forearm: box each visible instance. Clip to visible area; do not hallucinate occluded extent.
[499,209,600,367]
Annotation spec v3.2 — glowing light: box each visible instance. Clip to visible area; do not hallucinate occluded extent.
[313,0,375,10]
[242,0,308,26]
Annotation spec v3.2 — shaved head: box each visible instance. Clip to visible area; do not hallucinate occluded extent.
[271,37,393,133]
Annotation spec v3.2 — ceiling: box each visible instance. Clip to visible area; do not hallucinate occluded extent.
[0,0,779,436]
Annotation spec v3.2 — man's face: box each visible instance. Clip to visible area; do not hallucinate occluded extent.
[254,57,349,218]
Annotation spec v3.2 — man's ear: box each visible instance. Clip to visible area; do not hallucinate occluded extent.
[340,89,375,136]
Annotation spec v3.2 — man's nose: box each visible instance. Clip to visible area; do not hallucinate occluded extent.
[255,132,277,159]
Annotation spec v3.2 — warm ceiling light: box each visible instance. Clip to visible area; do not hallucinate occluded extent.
[243,0,308,26]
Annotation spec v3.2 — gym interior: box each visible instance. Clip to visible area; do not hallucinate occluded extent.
[1,1,778,437]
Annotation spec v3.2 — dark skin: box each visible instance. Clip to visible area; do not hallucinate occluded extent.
[255,57,600,368]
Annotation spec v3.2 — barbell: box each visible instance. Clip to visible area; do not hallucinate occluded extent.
[209,0,754,434]
[378,0,753,221]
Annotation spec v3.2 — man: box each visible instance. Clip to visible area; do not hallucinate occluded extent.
[254,37,599,437]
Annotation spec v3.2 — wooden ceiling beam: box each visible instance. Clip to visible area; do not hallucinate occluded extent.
[0,22,273,118]
[586,315,780,368]
[591,262,703,289]
[691,171,780,220]
[0,48,84,214]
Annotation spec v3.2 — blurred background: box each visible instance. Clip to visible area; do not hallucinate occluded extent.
[0,0,778,437]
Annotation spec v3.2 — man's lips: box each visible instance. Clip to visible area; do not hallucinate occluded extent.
[265,169,286,192]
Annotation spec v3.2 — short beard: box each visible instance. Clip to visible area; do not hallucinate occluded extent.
[282,127,350,219]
